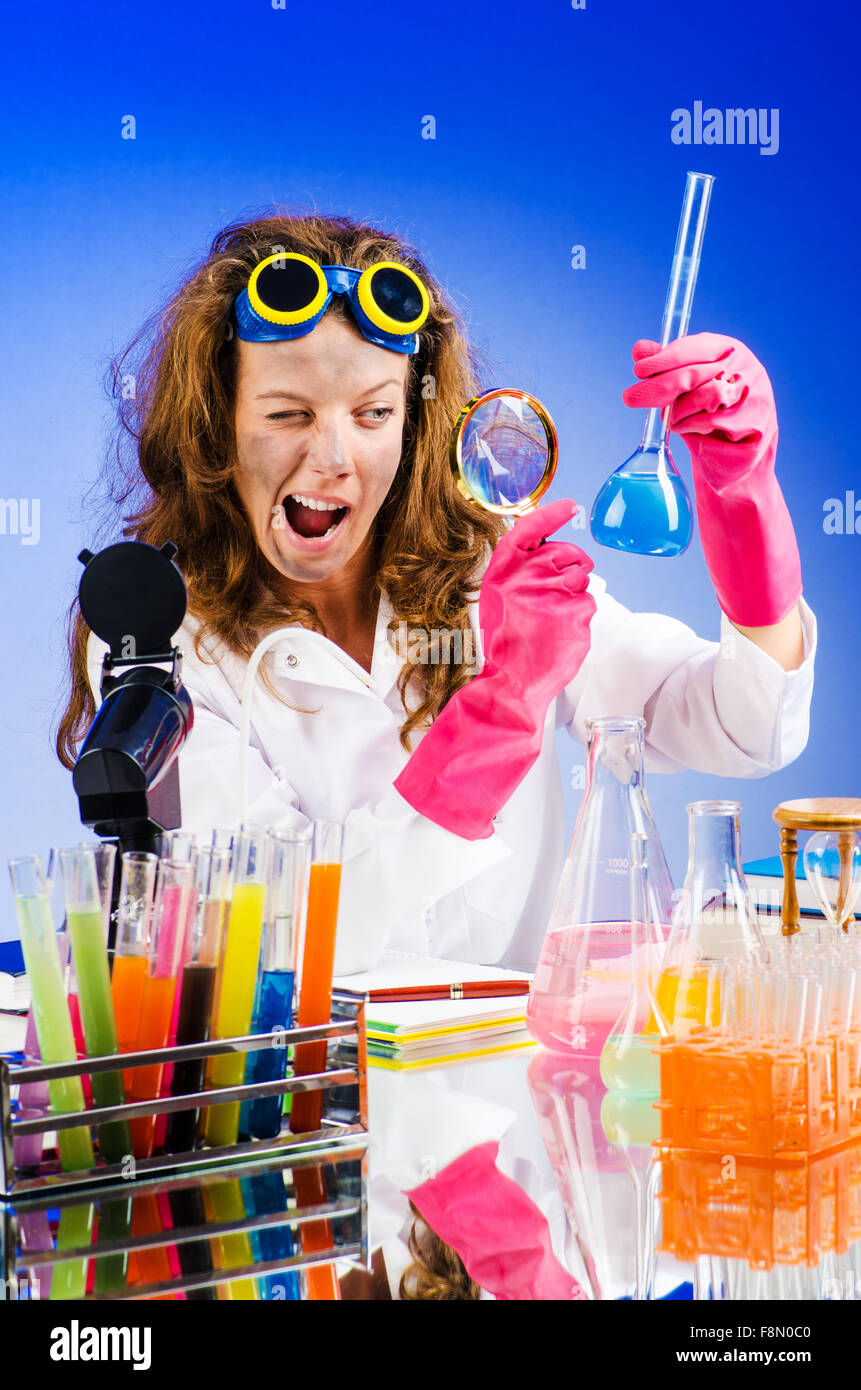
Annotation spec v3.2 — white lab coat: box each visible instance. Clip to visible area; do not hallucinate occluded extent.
[86,570,817,975]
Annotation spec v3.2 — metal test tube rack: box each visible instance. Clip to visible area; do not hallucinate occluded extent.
[0,991,368,1299]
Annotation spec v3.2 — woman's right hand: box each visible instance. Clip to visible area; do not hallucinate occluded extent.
[479,499,597,701]
[394,498,597,841]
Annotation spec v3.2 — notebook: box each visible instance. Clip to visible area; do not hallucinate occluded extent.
[0,1009,27,1054]
[334,949,535,1070]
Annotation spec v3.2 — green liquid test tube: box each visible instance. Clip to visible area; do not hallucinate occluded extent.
[11,881,94,1172]
[60,846,132,1165]
[10,857,94,1300]
[61,846,133,1294]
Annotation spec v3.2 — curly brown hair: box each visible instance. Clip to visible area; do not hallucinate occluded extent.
[398,1202,482,1300]
[56,209,506,768]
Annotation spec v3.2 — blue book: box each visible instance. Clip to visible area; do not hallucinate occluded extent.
[0,938,28,1010]
[743,856,859,918]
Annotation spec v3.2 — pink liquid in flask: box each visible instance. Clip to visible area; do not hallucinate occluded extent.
[528,718,675,1056]
[527,922,636,1058]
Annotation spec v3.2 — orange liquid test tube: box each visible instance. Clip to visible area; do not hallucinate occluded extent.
[290,821,344,1301]
[111,853,158,1093]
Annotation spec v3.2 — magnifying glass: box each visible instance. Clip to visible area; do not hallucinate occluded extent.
[449,387,558,516]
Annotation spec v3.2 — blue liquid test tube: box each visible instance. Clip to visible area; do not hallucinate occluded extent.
[242,828,311,1140]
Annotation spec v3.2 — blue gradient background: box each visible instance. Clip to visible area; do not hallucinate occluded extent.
[1,0,858,938]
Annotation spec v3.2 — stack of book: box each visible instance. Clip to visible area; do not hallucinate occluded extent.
[334,950,535,1071]
[0,938,29,1053]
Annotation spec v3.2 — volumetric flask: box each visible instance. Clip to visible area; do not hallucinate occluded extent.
[591,171,715,557]
[449,387,557,515]
[527,717,674,1057]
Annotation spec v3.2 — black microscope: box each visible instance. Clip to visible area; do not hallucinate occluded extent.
[72,539,194,942]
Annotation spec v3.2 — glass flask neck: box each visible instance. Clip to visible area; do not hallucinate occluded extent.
[669,800,763,962]
[686,801,744,881]
[585,718,646,795]
[639,407,670,453]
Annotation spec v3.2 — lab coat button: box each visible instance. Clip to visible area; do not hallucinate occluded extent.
[285,653,299,668]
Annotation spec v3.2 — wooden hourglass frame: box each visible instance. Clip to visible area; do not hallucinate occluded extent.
[773,798,861,935]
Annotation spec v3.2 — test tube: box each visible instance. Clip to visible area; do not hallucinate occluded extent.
[164,846,231,1154]
[9,856,95,1301]
[111,852,158,1061]
[290,820,345,1136]
[153,837,199,1149]
[127,859,193,1157]
[59,845,131,1164]
[163,851,230,1303]
[289,821,345,1303]
[8,856,94,1173]
[245,828,311,1140]
[204,826,271,1148]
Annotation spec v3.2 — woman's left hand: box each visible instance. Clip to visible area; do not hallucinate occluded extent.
[621,332,803,629]
[621,332,776,489]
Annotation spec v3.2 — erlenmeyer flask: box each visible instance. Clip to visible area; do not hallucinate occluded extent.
[527,717,674,1057]
[658,800,763,1035]
[527,1052,637,1300]
[600,833,668,1093]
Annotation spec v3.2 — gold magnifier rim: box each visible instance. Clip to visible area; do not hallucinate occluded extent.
[448,386,559,516]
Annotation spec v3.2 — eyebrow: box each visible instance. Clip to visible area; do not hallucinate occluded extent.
[255,378,403,403]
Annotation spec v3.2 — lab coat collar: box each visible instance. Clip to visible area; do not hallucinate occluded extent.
[243,590,404,701]
[183,579,485,704]
[256,586,484,703]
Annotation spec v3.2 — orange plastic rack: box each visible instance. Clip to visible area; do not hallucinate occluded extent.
[658,1141,861,1269]
[655,1030,859,1160]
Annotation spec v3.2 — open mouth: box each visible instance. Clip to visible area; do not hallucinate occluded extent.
[282,493,350,541]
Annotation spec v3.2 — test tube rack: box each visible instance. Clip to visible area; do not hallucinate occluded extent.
[655,1030,859,1161]
[0,991,368,1299]
[658,1139,861,1270]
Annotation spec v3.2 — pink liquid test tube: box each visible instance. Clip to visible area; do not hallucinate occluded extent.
[155,844,199,1149]
[14,1008,49,1171]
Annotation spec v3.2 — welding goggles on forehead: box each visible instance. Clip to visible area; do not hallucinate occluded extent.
[233,252,430,354]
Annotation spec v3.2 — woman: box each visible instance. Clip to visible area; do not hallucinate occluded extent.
[58,211,816,974]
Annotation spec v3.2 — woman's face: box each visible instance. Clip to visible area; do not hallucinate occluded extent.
[233,314,410,586]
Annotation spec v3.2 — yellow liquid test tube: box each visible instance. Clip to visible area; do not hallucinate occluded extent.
[204,828,270,1148]
[203,1179,259,1301]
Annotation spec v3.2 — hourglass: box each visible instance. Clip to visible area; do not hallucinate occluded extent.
[773,798,861,935]
[803,831,861,932]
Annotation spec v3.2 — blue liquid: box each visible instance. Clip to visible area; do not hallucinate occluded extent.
[241,1173,300,1301]
[243,969,294,1140]
[591,464,693,557]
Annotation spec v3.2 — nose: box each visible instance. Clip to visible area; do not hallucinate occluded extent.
[305,417,354,478]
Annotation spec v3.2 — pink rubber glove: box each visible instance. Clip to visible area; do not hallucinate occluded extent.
[406,1141,588,1301]
[394,499,596,841]
[622,333,803,627]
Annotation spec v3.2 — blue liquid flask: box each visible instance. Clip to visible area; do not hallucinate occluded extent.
[591,171,714,557]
